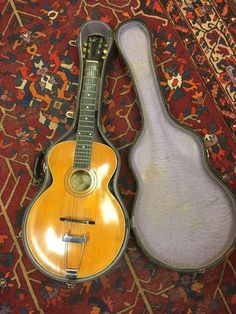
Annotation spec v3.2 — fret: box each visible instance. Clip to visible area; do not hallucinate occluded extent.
[77,131,93,136]
[79,120,94,125]
[80,107,96,112]
[74,153,91,157]
[74,153,90,158]
[81,97,96,101]
[80,102,96,107]
[81,90,96,95]
[78,134,92,141]
[82,86,97,91]
[79,112,95,115]
[78,117,95,121]
[74,158,91,162]
[75,140,92,146]
[83,77,97,82]
[80,101,96,105]
[79,118,95,123]
[74,164,90,168]
[83,84,97,88]
[80,102,96,106]
[74,156,91,161]
[75,146,91,151]
[80,100,96,104]
[81,92,96,95]
[74,159,91,162]
[79,120,94,128]
[75,142,93,147]
[74,157,91,162]
[80,105,94,115]
[84,68,98,72]
[82,85,97,92]
[81,94,96,97]
[74,152,91,157]
[79,115,94,119]
[79,110,95,114]
[84,73,97,78]
[77,126,94,131]
[78,121,94,125]
[79,113,95,119]
[74,162,91,167]
[74,157,91,161]
[74,164,90,169]
[82,84,97,87]
[79,116,95,120]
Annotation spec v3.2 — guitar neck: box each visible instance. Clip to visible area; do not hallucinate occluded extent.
[73,60,100,169]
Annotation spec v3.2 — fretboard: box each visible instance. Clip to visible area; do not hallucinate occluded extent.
[73,60,100,169]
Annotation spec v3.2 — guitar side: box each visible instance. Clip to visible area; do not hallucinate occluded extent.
[23,140,127,281]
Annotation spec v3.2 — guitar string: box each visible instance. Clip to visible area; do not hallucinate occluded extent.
[80,64,96,273]
[72,62,99,273]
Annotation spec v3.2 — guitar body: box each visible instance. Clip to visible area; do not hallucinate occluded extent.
[116,20,236,271]
[23,140,126,281]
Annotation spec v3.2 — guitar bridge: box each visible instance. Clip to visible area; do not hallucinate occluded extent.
[60,217,95,225]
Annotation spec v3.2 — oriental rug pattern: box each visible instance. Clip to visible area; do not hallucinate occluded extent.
[0,0,235,313]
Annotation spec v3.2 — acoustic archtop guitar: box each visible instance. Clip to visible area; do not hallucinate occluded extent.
[23,31,128,283]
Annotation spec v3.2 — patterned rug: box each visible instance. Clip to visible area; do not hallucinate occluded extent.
[0,0,236,313]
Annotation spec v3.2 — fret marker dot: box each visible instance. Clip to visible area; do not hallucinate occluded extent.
[85,117,88,120]
[86,106,89,109]
[88,93,90,96]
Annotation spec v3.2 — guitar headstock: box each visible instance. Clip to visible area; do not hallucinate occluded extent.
[83,35,108,62]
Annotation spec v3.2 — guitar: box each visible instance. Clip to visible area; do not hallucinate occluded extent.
[23,31,129,283]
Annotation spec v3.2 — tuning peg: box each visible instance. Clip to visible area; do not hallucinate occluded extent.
[103,49,108,54]
[83,42,88,47]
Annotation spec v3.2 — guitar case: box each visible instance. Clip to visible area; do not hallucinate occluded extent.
[23,20,130,283]
[115,19,236,272]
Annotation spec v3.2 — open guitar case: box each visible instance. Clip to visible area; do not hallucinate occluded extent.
[114,20,236,273]
[25,20,130,283]
[32,19,236,276]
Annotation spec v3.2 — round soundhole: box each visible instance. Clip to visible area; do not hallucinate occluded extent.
[70,170,92,192]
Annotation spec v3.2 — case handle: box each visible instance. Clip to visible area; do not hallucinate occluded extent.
[33,150,46,185]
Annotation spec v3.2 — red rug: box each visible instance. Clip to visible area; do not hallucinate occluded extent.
[0,0,236,313]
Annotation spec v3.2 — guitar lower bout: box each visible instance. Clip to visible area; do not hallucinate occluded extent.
[23,140,129,282]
